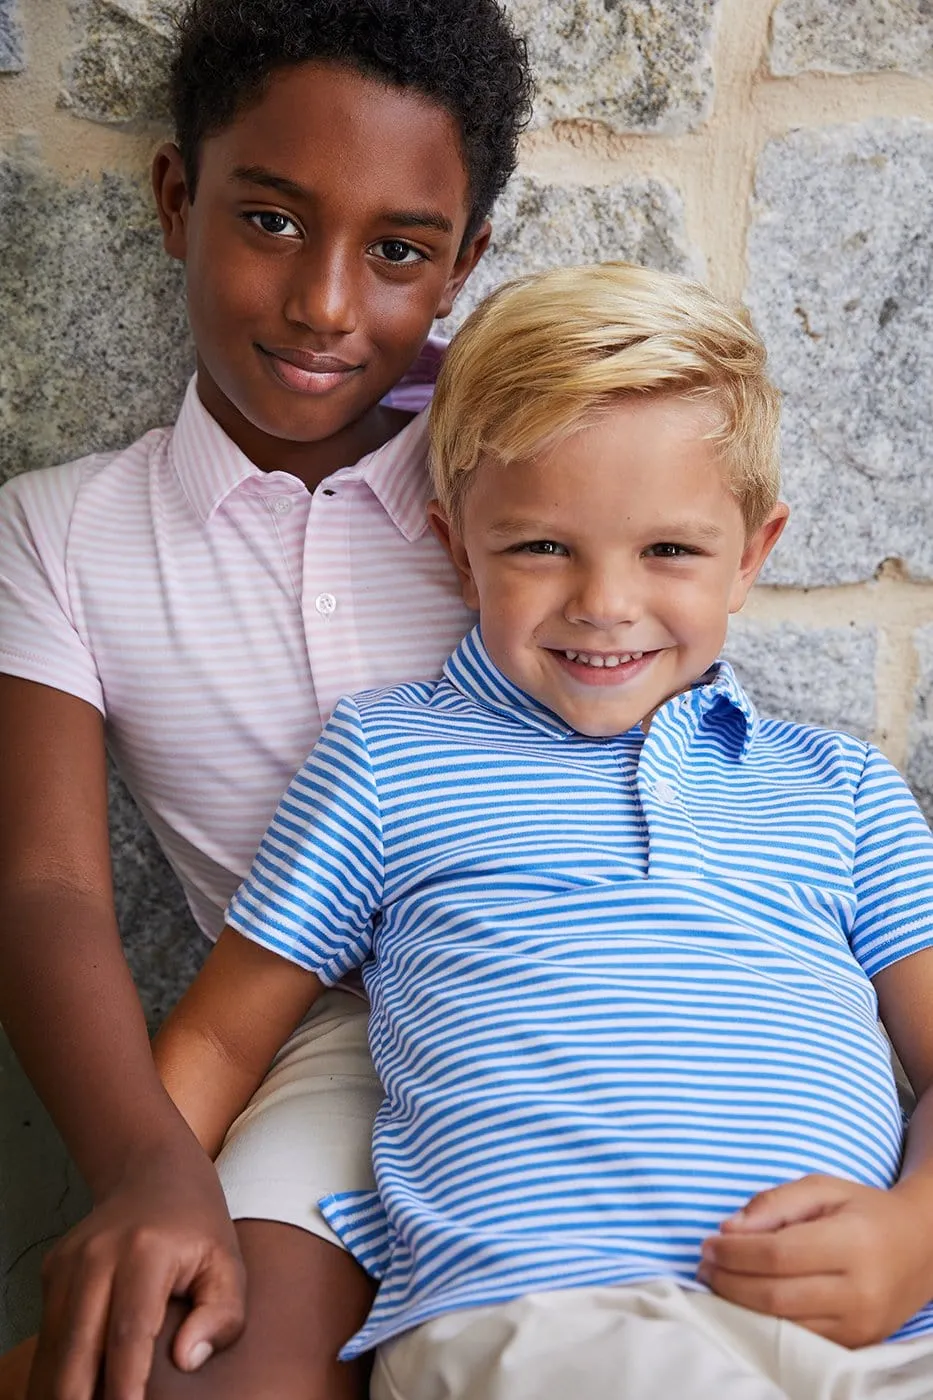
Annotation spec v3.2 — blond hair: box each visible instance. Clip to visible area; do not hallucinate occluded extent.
[430,262,781,532]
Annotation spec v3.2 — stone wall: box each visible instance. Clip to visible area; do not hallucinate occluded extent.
[2,0,933,1347]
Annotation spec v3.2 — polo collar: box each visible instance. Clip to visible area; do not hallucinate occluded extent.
[444,628,583,739]
[444,628,760,755]
[681,658,760,760]
[171,332,444,538]
[353,411,432,542]
[171,378,261,524]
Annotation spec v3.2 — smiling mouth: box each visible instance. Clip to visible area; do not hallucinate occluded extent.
[562,649,644,668]
[257,345,363,394]
[551,648,658,685]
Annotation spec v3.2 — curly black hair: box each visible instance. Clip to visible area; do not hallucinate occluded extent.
[169,0,533,240]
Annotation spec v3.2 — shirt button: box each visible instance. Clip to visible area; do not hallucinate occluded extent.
[315,592,337,618]
[653,779,677,805]
[269,497,292,515]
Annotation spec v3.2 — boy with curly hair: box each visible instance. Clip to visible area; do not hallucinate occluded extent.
[152,263,933,1399]
[0,3,531,1398]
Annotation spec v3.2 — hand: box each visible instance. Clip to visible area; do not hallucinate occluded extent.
[697,1173,933,1348]
[28,1141,246,1400]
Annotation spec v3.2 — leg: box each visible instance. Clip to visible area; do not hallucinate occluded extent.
[28,993,381,1400]
[24,1223,373,1400]
[146,1221,374,1400]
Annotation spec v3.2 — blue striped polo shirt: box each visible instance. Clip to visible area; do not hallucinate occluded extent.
[227,626,933,1356]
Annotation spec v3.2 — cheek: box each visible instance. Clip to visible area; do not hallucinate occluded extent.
[658,576,729,642]
[367,272,449,345]
[189,247,264,329]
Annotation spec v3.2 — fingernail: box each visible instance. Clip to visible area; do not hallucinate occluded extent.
[187,1342,214,1370]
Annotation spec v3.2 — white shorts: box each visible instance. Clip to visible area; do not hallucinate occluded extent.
[372,1281,933,1400]
[215,989,381,1247]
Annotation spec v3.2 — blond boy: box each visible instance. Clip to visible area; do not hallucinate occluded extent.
[153,264,933,1399]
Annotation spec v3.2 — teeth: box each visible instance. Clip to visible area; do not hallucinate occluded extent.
[562,649,647,667]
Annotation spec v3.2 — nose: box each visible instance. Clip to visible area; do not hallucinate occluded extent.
[283,242,358,336]
[564,560,642,631]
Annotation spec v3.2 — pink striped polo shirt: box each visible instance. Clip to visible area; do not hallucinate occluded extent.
[0,356,475,937]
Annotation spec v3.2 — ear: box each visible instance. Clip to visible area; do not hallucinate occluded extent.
[434,219,492,320]
[152,142,192,262]
[727,503,790,614]
[427,500,480,611]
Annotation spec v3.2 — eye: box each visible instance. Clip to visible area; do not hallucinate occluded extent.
[370,239,425,265]
[645,542,696,559]
[245,211,302,239]
[515,540,569,557]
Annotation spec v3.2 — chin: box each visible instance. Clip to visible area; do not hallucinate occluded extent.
[562,713,623,739]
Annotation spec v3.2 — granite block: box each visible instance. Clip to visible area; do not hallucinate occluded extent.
[746,122,933,586]
[449,171,700,328]
[61,0,174,124]
[108,765,207,1032]
[507,0,720,133]
[771,0,933,78]
[0,152,192,486]
[0,0,23,71]
[724,617,876,740]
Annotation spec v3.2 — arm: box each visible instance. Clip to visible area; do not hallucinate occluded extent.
[154,925,324,1159]
[0,676,245,1400]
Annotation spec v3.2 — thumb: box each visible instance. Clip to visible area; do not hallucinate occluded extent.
[171,1253,247,1372]
[720,1174,852,1234]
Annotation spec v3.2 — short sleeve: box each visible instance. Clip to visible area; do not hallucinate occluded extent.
[0,466,104,712]
[849,745,933,979]
[226,697,384,983]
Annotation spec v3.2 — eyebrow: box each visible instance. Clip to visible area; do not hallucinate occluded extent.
[485,519,558,539]
[485,518,728,542]
[659,520,727,542]
[230,165,454,234]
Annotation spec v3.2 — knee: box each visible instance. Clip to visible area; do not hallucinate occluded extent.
[145,1302,371,1400]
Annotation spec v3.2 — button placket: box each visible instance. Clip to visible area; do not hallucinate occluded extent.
[637,706,704,878]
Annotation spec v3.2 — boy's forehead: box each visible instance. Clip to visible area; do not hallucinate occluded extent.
[461,402,743,532]
[197,59,472,227]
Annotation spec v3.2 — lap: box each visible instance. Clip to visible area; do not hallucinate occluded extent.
[23,1222,374,1400]
[146,1222,373,1400]
[215,989,381,1248]
[373,1282,933,1400]
[26,994,381,1400]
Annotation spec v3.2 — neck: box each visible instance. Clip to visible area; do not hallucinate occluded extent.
[196,368,414,493]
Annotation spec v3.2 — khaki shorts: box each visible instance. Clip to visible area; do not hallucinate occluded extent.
[373,1282,933,1400]
[215,989,381,1247]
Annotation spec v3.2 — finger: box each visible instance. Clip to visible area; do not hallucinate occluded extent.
[102,1254,180,1400]
[719,1176,853,1234]
[49,1264,116,1400]
[699,1262,847,1322]
[702,1214,852,1278]
[171,1251,247,1371]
